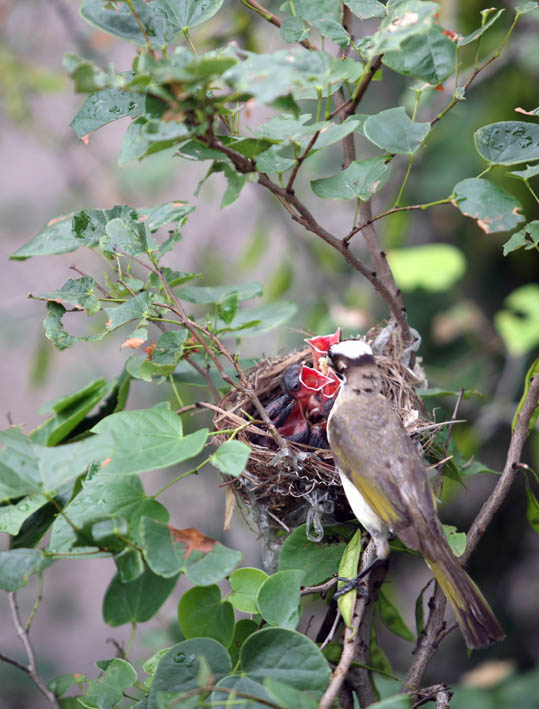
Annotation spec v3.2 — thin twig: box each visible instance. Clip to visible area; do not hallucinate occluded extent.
[8,593,59,708]
[70,265,111,297]
[300,575,338,597]
[185,355,220,402]
[434,388,464,494]
[343,200,452,245]
[286,130,321,192]
[462,373,539,564]
[240,0,314,50]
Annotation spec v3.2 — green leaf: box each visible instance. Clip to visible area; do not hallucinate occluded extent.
[369,622,393,678]
[364,107,430,155]
[101,218,156,257]
[512,358,539,433]
[387,244,466,292]
[383,26,456,83]
[119,116,182,164]
[78,659,137,709]
[337,529,362,628]
[48,474,168,554]
[210,440,251,477]
[0,549,50,591]
[0,428,113,500]
[80,0,173,48]
[218,292,239,324]
[378,588,415,641]
[240,628,330,692]
[293,0,350,49]
[103,566,180,626]
[178,585,235,646]
[139,330,188,378]
[256,145,296,173]
[149,268,200,289]
[148,638,231,709]
[452,178,525,233]
[494,284,539,356]
[115,547,144,582]
[212,676,272,709]
[228,619,258,665]
[63,52,110,93]
[0,494,49,535]
[442,525,466,557]
[279,525,347,586]
[346,0,386,20]
[224,48,344,104]
[141,517,183,577]
[458,9,505,46]
[103,291,155,330]
[31,376,124,447]
[516,1,539,14]
[152,0,224,31]
[221,301,298,336]
[264,679,319,709]
[369,1,439,54]
[35,277,101,316]
[503,221,539,255]
[177,282,262,304]
[141,201,195,231]
[43,302,104,351]
[509,163,539,180]
[414,581,430,636]
[92,408,209,475]
[474,121,539,165]
[71,89,145,138]
[183,542,242,586]
[257,570,303,630]
[11,205,141,260]
[281,16,311,44]
[11,214,83,260]
[229,568,268,614]
[524,479,539,532]
[311,157,390,200]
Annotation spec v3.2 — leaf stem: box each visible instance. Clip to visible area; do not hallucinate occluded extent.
[151,457,211,498]
[394,154,414,207]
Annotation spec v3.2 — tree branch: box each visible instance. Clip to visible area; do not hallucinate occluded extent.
[318,541,382,709]
[462,373,539,564]
[240,0,314,50]
[8,592,59,708]
[403,373,539,692]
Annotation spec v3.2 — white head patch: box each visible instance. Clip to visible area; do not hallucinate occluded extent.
[329,339,373,359]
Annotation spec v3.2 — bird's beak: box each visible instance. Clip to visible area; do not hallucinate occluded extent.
[305,328,342,370]
[298,365,334,397]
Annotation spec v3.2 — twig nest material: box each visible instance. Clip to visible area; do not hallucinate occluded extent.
[213,323,430,539]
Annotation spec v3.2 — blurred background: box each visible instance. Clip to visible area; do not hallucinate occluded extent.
[0,0,538,706]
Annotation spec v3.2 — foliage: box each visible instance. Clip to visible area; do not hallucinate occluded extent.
[2,1,539,708]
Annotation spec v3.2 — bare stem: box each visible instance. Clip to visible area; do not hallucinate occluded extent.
[318,541,382,709]
[240,0,314,50]
[8,592,59,708]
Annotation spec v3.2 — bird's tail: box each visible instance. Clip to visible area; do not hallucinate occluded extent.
[424,541,505,649]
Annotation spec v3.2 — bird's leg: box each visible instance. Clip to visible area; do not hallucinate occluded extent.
[334,557,388,599]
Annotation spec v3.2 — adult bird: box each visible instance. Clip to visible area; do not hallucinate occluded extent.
[325,339,504,649]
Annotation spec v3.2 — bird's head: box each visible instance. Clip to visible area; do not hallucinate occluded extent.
[327,339,374,378]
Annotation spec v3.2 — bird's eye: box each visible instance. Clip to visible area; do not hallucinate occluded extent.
[291,382,300,391]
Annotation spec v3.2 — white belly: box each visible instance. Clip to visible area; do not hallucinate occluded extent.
[338,470,390,559]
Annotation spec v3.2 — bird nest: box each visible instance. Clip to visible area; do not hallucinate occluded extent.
[213,323,430,540]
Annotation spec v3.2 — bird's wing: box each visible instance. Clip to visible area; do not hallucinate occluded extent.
[330,393,436,547]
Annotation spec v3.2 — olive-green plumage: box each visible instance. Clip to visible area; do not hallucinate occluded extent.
[327,343,504,649]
